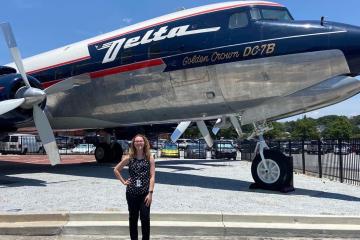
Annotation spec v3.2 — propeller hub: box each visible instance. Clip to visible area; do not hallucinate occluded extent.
[15,86,46,109]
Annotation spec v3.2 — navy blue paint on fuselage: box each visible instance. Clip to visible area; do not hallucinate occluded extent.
[3,4,360,129]
[29,5,360,85]
[0,74,44,125]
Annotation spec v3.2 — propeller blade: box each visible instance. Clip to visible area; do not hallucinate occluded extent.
[171,121,191,142]
[0,22,31,88]
[45,77,75,95]
[0,98,25,115]
[33,105,61,166]
[229,116,243,137]
[196,120,213,147]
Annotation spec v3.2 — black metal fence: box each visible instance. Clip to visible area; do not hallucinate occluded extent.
[240,139,360,186]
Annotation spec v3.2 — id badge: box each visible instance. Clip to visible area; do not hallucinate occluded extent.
[136,179,142,187]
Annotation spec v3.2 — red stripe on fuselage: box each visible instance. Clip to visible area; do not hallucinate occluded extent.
[89,59,164,79]
[41,79,62,89]
[39,59,163,89]
[27,56,91,75]
[90,2,282,45]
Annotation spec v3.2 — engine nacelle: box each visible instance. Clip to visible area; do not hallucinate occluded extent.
[0,70,44,129]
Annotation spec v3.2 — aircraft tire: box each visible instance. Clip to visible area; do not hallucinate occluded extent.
[251,150,291,189]
[110,143,123,163]
[95,143,111,163]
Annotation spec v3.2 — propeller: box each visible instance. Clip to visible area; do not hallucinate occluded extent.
[0,98,25,115]
[0,22,61,165]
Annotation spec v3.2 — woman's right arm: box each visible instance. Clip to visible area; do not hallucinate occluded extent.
[114,155,130,185]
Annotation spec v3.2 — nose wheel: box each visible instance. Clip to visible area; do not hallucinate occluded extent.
[249,121,294,192]
[257,158,281,184]
[251,150,292,189]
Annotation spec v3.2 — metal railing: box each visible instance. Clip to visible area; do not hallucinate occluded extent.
[240,139,360,186]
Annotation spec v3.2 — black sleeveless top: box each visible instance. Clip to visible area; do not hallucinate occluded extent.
[127,158,150,196]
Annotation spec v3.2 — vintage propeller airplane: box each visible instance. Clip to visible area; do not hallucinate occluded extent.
[1,1,360,189]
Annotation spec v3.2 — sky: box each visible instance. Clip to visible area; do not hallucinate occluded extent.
[0,0,360,121]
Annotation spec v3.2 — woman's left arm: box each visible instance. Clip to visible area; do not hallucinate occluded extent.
[145,156,155,207]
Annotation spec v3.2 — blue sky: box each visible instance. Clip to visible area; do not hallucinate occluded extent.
[1,0,359,121]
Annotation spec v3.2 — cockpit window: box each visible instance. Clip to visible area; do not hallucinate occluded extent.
[229,12,249,29]
[250,7,293,21]
[261,8,292,20]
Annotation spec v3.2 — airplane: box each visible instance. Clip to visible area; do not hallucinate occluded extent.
[1,0,360,190]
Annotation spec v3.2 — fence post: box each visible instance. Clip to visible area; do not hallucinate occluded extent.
[278,141,281,151]
[339,139,344,183]
[302,139,305,174]
[66,137,68,155]
[157,135,159,158]
[288,139,292,157]
[318,139,322,178]
[20,136,23,154]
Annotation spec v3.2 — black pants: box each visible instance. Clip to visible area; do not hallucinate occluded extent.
[126,192,150,240]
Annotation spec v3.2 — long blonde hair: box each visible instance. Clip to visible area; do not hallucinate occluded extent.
[129,134,151,161]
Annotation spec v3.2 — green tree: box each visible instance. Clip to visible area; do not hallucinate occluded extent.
[291,116,319,139]
[283,121,296,134]
[217,126,238,139]
[317,115,341,127]
[264,122,287,139]
[322,117,352,139]
[349,115,360,126]
[349,116,360,137]
[183,126,201,138]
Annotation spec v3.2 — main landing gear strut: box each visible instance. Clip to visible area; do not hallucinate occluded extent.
[249,121,295,193]
[94,133,123,163]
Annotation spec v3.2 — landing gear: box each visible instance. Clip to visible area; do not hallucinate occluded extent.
[249,121,294,192]
[251,150,292,189]
[95,142,123,163]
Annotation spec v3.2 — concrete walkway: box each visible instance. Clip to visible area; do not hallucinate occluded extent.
[1,212,360,238]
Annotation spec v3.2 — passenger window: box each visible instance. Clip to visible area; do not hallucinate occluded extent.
[229,12,249,29]
[250,8,261,20]
[148,42,162,59]
[121,48,133,64]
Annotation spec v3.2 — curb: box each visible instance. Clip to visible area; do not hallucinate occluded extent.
[0,212,360,238]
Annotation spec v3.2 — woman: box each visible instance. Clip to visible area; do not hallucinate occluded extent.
[114,134,155,240]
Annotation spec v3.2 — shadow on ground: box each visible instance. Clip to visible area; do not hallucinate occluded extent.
[0,159,359,202]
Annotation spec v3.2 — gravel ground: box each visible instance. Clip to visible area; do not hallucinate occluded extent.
[0,236,356,240]
[1,159,360,215]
